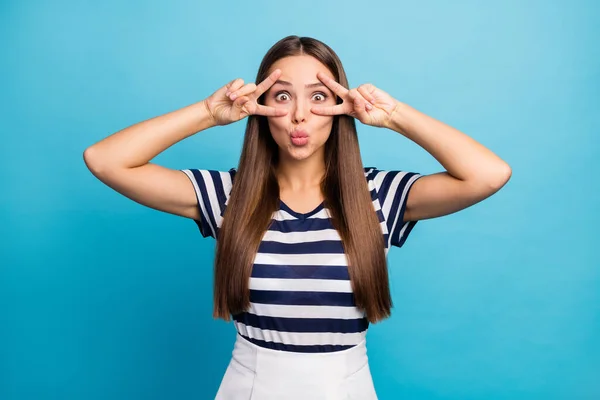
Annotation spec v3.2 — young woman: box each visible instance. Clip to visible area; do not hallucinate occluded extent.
[84,35,511,399]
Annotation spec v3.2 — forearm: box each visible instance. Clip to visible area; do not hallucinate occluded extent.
[84,100,215,170]
[386,102,511,184]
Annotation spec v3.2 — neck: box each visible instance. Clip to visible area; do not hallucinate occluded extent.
[276,153,326,192]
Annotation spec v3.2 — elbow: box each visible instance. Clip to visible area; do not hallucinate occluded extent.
[83,146,97,171]
[83,146,109,177]
[488,162,512,191]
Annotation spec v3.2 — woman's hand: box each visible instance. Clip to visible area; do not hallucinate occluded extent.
[311,72,399,128]
[204,69,288,126]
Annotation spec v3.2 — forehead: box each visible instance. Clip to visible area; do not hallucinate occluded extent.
[268,55,334,82]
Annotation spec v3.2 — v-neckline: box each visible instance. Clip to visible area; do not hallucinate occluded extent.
[279,200,325,220]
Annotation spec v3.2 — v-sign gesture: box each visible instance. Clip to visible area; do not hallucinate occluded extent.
[311,72,399,128]
[204,69,289,126]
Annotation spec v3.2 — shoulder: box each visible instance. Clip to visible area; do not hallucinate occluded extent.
[363,166,381,191]
[363,166,383,180]
[363,166,398,190]
[180,168,237,196]
[363,166,421,185]
[186,168,237,180]
[362,166,423,206]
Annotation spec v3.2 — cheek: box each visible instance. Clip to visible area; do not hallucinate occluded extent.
[313,117,334,137]
[267,118,289,145]
[267,116,286,132]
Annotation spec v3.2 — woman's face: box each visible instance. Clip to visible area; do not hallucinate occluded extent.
[263,55,338,163]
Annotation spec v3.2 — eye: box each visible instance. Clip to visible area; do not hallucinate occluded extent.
[312,92,328,101]
[274,91,290,101]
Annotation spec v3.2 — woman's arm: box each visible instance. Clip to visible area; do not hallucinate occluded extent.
[384,102,512,222]
[83,71,286,220]
[83,100,216,220]
[84,101,215,171]
[310,73,511,223]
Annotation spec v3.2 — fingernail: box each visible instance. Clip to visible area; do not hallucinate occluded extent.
[225,91,230,96]
[230,93,237,100]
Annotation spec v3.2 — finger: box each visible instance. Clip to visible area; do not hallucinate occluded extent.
[349,89,372,111]
[254,104,288,117]
[348,89,373,121]
[253,69,283,98]
[357,84,376,104]
[225,78,237,90]
[310,104,347,116]
[226,78,245,96]
[229,83,257,101]
[316,72,348,98]
[240,98,255,117]
[233,96,250,109]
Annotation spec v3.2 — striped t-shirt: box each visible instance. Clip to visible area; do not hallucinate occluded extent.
[181,167,422,353]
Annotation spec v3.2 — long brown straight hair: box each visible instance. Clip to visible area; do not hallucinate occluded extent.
[213,35,391,323]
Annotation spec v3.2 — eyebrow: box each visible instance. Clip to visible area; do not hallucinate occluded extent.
[273,80,327,89]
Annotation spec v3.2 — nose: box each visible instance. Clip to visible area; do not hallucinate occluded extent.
[292,99,307,124]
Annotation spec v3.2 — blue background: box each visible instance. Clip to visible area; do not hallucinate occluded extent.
[1,0,598,399]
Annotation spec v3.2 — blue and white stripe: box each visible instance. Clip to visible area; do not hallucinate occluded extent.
[181,167,422,353]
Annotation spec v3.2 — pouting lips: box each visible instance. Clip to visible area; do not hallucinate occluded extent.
[290,129,309,146]
[290,129,308,138]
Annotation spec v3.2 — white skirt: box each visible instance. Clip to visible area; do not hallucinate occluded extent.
[215,334,378,399]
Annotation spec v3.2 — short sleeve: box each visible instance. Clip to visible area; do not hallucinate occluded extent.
[180,168,236,238]
[365,167,423,248]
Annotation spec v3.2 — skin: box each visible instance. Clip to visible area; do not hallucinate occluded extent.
[220,55,364,206]
[84,45,511,225]
[262,55,342,199]
[222,55,512,220]
[209,56,351,201]
[262,57,336,166]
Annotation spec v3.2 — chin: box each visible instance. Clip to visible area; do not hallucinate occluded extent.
[281,145,317,161]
